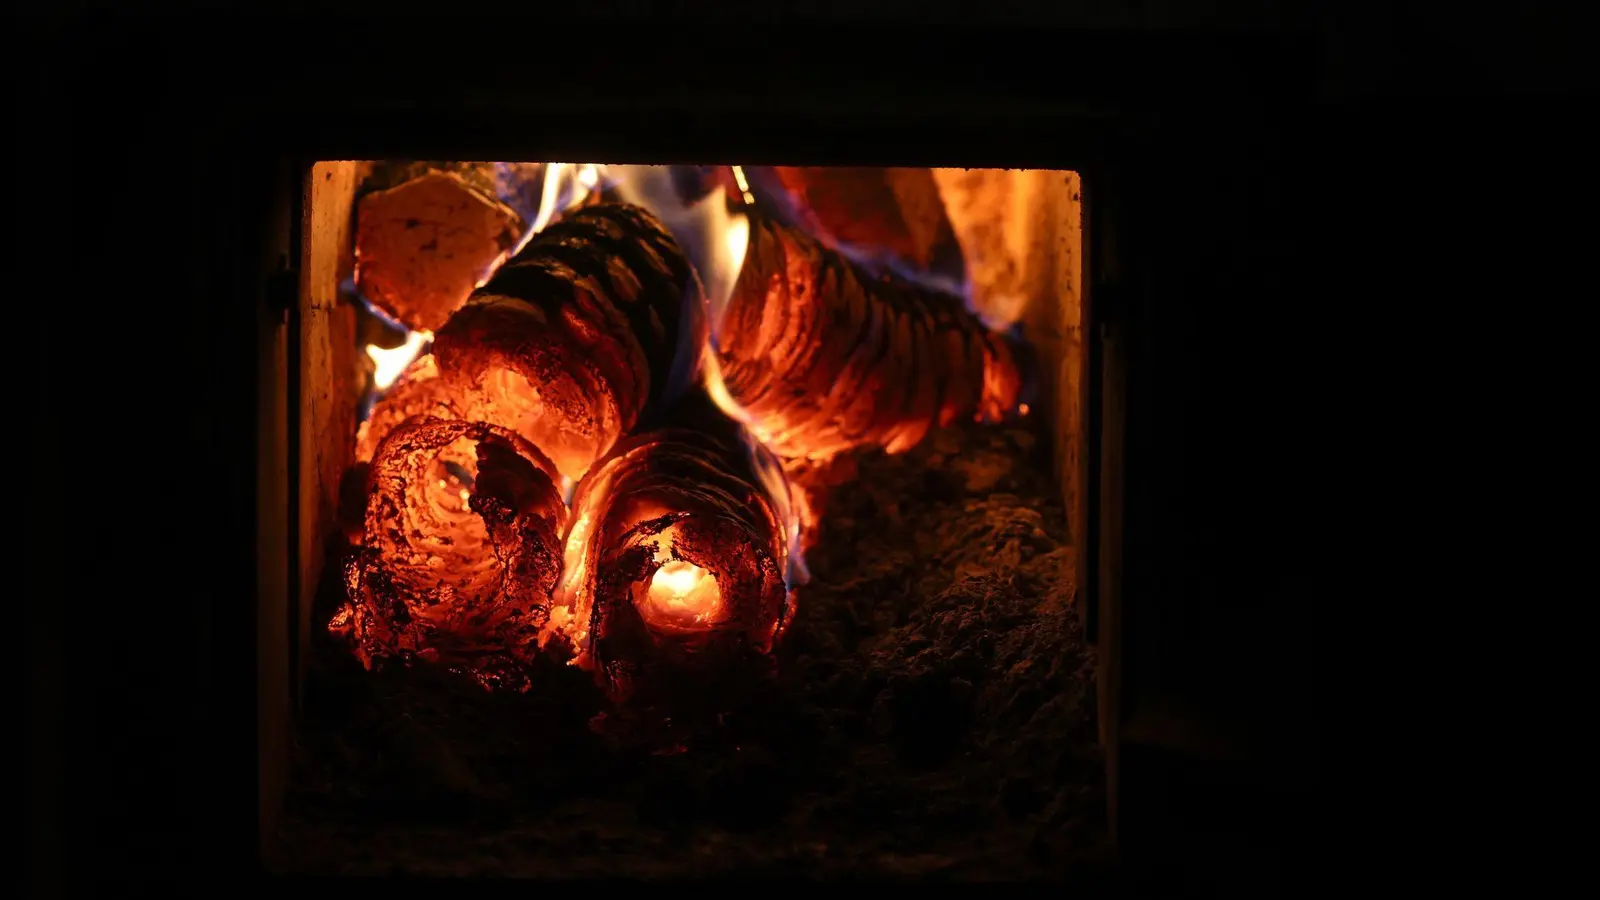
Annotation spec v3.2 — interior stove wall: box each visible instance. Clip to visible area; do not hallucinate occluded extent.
[297,162,362,698]
[934,168,1085,564]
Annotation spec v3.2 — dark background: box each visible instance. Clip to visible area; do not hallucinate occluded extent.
[19,1,1591,891]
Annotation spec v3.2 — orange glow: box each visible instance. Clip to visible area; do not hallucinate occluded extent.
[366,329,432,392]
[730,165,755,205]
[517,162,601,254]
[330,419,568,690]
[701,351,763,434]
[639,559,723,629]
[1019,403,1030,416]
[549,406,799,682]
[605,165,749,330]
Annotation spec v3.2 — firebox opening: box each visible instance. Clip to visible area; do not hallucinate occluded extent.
[275,162,1095,879]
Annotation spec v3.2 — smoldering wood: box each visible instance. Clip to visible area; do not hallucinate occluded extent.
[333,419,568,692]
[557,392,792,702]
[354,171,518,333]
[755,166,967,279]
[273,416,1103,878]
[358,161,546,224]
[280,162,1098,879]
[352,162,552,334]
[431,203,705,480]
[714,212,1026,461]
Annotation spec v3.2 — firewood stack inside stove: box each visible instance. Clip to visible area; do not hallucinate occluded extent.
[331,162,1030,706]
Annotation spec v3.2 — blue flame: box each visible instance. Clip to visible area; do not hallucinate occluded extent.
[742,429,811,591]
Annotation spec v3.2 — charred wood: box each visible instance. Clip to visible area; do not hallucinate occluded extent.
[715,212,1026,461]
[432,203,706,480]
[331,418,568,692]
[553,393,795,702]
[353,162,546,332]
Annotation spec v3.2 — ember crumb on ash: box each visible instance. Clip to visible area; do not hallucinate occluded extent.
[275,416,1105,880]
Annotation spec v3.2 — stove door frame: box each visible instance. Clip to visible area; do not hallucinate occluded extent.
[35,17,1311,880]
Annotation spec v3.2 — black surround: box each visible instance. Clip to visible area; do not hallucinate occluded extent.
[34,1,1529,889]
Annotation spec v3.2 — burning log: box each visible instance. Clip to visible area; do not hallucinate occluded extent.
[339,353,470,543]
[433,203,706,481]
[756,166,965,276]
[353,162,544,333]
[711,213,1027,461]
[355,354,462,463]
[331,418,568,691]
[551,394,800,701]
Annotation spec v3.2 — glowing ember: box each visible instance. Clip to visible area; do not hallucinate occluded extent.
[354,168,524,333]
[730,165,755,205]
[330,161,1044,707]
[707,211,1024,461]
[355,162,607,418]
[597,167,1017,464]
[366,329,432,392]
[433,204,706,481]
[355,354,459,463]
[641,560,723,628]
[549,394,794,698]
[332,419,568,691]
[517,162,602,256]
[763,166,965,277]
[605,165,749,330]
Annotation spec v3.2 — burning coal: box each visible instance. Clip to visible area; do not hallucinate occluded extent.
[331,419,569,691]
[548,394,797,700]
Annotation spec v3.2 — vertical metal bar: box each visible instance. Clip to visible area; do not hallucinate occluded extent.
[1084,164,1129,845]
[285,161,306,712]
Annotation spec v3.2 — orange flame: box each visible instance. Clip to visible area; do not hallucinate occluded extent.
[730,165,755,205]
[603,165,749,333]
[362,163,603,413]
[600,166,807,590]
[366,329,432,392]
[514,162,600,256]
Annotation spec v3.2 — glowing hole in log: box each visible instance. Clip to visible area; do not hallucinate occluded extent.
[639,559,723,630]
[549,396,794,699]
